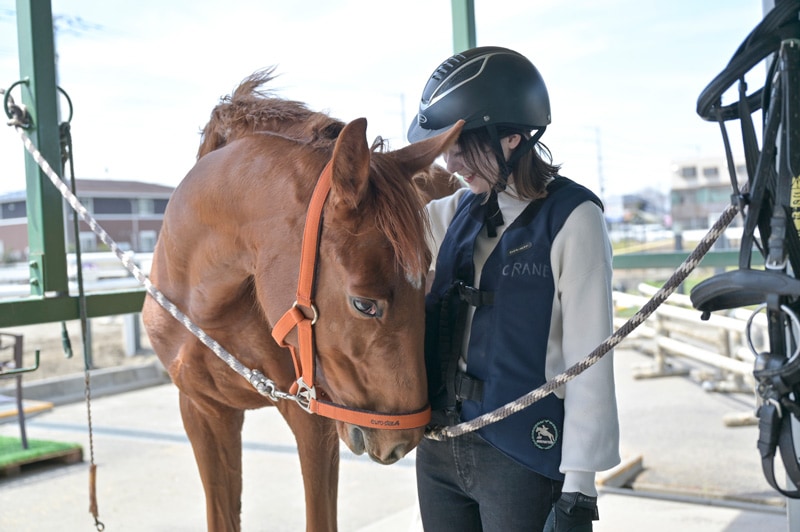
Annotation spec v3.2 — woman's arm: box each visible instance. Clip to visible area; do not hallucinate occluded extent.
[550,201,621,495]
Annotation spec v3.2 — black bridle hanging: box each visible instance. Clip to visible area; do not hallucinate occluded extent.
[690,0,800,498]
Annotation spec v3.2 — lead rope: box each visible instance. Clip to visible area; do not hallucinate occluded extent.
[4,88,103,531]
[426,199,740,440]
[59,100,104,531]
[4,89,428,435]
[3,83,740,443]
[4,113,292,401]
[4,88,296,531]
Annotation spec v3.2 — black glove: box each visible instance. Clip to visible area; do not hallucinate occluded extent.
[542,492,599,532]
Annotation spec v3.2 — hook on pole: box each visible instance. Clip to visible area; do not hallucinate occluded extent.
[2,79,32,128]
[0,332,40,376]
[0,349,40,376]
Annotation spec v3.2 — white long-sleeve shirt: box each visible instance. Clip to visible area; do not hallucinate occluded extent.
[426,186,621,496]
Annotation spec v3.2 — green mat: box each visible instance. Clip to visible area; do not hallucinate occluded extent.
[0,435,82,468]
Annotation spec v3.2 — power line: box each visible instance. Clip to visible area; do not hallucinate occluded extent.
[52,14,106,37]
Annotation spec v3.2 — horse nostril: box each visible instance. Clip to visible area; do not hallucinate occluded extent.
[391,442,409,462]
[372,442,408,465]
[348,426,365,454]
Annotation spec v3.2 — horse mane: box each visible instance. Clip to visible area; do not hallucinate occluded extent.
[367,142,432,285]
[198,68,431,284]
[197,67,346,159]
[412,163,462,203]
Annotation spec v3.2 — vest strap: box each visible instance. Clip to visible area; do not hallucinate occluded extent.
[454,370,484,402]
[456,281,494,307]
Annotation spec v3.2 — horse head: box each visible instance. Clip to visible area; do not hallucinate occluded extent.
[306,117,463,464]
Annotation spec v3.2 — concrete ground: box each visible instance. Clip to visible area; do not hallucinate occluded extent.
[0,347,793,531]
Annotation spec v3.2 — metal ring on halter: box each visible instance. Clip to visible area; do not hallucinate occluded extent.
[292,301,319,325]
[746,303,800,362]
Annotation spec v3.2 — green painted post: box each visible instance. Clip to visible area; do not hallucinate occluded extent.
[451,0,476,53]
[15,0,68,296]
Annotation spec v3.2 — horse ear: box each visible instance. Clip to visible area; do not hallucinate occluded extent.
[329,117,371,211]
[393,120,465,175]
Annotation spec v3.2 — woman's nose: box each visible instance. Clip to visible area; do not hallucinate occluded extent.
[445,154,461,174]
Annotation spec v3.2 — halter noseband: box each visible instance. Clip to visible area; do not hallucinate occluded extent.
[271,160,431,430]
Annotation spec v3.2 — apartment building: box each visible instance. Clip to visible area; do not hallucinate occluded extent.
[0,179,173,261]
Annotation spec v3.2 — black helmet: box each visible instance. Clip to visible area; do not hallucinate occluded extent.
[407,46,551,143]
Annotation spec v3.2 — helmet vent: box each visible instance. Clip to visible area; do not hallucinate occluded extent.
[424,58,486,106]
[431,53,468,82]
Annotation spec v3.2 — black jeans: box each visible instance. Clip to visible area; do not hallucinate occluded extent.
[416,428,563,531]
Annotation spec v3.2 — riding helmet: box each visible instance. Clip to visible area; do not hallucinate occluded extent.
[407,46,551,143]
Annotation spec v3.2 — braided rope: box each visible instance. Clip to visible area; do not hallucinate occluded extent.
[425,201,740,440]
[11,126,287,400]
[10,121,741,437]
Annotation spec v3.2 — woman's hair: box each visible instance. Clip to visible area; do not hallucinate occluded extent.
[456,126,561,200]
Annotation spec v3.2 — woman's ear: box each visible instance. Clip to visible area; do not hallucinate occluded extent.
[504,134,522,150]
[501,134,522,160]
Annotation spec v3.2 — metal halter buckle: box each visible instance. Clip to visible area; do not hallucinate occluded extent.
[294,377,316,413]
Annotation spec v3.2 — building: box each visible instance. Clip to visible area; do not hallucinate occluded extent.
[0,179,173,261]
[670,156,747,231]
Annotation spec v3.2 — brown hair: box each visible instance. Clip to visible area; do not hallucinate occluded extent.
[457,127,561,201]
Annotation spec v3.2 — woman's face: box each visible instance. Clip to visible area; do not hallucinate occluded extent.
[442,145,492,194]
[442,134,521,195]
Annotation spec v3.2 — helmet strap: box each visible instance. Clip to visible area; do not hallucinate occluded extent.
[487,125,546,192]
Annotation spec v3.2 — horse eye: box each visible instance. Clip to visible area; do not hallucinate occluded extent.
[351,297,380,317]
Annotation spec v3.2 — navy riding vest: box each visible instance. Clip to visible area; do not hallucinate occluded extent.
[425,176,602,480]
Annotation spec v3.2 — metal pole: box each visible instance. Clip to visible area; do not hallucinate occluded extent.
[451,0,476,53]
[15,0,68,296]
[12,335,29,449]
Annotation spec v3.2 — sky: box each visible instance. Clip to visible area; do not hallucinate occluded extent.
[0,0,770,201]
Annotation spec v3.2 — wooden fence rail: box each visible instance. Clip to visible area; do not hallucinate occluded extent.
[613,284,767,398]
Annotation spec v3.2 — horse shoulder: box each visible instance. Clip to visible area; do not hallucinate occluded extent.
[154,135,318,328]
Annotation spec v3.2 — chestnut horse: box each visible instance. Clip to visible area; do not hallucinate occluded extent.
[141,70,462,531]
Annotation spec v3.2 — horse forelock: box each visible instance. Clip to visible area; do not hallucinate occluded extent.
[364,152,432,288]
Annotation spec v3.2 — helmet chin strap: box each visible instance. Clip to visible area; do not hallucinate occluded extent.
[487,125,546,192]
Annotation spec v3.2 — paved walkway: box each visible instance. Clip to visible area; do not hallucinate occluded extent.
[0,348,793,531]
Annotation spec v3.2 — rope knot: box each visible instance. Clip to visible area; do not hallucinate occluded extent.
[2,86,32,129]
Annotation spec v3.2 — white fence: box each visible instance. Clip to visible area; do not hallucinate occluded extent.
[0,252,152,299]
[614,284,767,408]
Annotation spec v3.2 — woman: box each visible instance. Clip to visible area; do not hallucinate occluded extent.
[407,46,620,531]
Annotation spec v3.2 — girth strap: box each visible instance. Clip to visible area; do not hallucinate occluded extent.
[757,401,800,497]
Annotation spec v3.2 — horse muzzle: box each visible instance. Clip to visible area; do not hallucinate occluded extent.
[342,423,423,465]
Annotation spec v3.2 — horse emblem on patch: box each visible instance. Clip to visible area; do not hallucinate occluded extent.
[531,419,558,450]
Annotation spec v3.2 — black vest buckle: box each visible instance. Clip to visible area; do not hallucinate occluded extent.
[456,281,494,307]
[454,370,484,402]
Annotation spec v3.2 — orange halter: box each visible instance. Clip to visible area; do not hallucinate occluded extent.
[271,161,431,430]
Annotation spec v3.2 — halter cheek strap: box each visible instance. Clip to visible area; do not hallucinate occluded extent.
[271,160,431,430]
